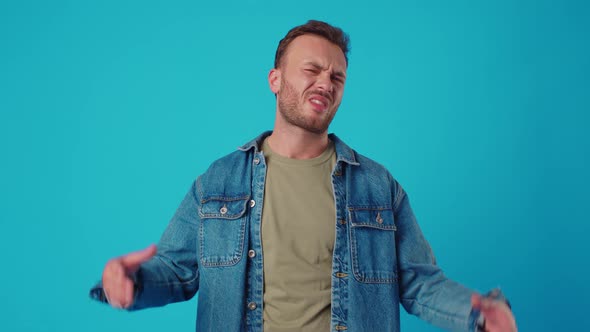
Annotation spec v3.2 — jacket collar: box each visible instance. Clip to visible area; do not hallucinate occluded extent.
[238,131,360,166]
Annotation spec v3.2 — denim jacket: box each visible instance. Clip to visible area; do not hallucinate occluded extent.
[90,131,486,332]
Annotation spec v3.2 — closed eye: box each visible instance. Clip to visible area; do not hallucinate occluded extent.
[332,75,345,84]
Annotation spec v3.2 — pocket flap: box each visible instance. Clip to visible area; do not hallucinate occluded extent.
[199,196,249,219]
[349,208,396,231]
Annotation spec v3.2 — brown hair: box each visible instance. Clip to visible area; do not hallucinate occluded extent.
[274,20,350,69]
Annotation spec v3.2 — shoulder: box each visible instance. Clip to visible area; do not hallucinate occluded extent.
[196,143,258,201]
[354,151,392,177]
[342,144,396,186]
[204,149,251,177]
[331,133,394,180]
[335,139,405,208]
[351,151,400,194]
[196,131,269,199]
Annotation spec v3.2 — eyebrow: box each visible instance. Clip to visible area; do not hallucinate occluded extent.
[303,61,347,79]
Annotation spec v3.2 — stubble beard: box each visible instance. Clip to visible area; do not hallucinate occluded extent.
[277,78,337,135]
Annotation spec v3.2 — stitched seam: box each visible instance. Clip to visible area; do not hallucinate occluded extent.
[201,195,250,203]
[196,176,204,202]
[348,206,392,211]
[393,183,405,211]
[141,257,199,287]
[402,298,468,324]
[198,216,247,267]
[350,223,396,230]
[348,210,397,284]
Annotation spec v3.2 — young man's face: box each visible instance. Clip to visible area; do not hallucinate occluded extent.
[270,34,347,134]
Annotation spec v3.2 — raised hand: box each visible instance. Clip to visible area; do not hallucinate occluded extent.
[102,244,157,309]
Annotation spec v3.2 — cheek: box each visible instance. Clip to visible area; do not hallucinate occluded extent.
[298,74,315,88]
[334,90,344,103]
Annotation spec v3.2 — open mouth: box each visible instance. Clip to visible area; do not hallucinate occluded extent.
[308,94,330,112]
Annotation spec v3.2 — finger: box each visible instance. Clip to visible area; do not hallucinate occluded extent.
[114,266,132,305]
[102,261,122,304]
[103,286,112,304]
[471,293,483,309]
[110,300,123,309]
[106,288,123,309]
[473,295,498,311]
[121,278,135,309]
[103,258,126,282]
[481,297,505,311]
[105,262,130,308]
[121,244,157,271]
[481,305,517,332]
[481,299,513,318]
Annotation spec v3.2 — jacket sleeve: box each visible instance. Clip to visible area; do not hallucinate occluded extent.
[89,181,201,310]
[391,177,481,332]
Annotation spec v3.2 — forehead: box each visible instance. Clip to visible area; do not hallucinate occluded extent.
[283,34,347,71]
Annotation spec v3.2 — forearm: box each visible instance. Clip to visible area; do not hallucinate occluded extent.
[132,182,201,309]
[89,181,201,310]
[393,181,478,331]
[399,263,478,331]
[129,253,199,310]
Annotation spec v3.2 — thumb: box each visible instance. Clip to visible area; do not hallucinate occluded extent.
[121,244,157,271]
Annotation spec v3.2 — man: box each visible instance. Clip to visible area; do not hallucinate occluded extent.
[91,20,517,332]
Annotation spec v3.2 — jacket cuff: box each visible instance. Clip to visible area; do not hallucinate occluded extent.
[89,281,109,304]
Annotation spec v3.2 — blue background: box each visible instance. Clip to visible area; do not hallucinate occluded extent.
[1,0,588,331]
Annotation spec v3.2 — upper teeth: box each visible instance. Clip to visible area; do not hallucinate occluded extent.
[311,99,324,106]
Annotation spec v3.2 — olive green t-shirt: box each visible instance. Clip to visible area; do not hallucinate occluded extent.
[261,139,336,332]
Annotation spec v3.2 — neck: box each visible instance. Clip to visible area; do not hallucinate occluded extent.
[268,120,329,160]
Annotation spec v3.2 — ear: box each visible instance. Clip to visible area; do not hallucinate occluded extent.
[268,68,281,94]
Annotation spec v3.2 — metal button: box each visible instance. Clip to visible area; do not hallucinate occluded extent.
[376,212,383,224]
[335,272,348,278]
[253,157,260,165]
[249,199,256,208]
[339,219,346,225]
[248,250,256,258]
[247,302,257,310]
[220,206,228,215]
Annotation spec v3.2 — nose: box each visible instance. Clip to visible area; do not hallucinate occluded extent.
[315,72,333,94]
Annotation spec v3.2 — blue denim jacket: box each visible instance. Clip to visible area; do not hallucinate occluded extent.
[91,131,485,331]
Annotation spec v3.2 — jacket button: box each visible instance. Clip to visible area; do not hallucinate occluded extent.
[376,212,383,224]
[248,250,256,258]
[247,302,257,310]
[220,206,228,215]
[253,157,260,165]
[249,200,256,208]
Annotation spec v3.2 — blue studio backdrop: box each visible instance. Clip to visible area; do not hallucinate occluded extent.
[0,1,588,331]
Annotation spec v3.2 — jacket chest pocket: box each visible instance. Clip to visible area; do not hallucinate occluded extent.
[198,196,249,267]
[348,207,397,283]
